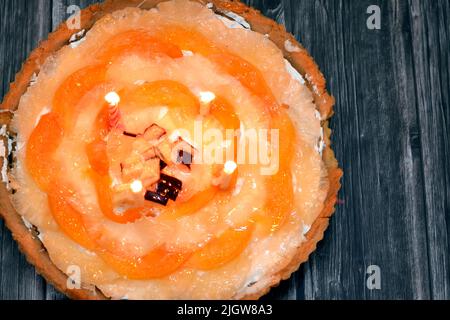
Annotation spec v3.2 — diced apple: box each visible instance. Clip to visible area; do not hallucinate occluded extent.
[143,124,166,142]
[121,153,144,182]
[141,158,160,188]
[156,139,175,165]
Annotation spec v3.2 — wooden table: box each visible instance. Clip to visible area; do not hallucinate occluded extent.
[0,0,449,300]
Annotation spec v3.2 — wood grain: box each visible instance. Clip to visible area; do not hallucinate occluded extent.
[0,0,449,300]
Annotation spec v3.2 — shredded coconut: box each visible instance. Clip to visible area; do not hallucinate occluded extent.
[315,127,326,155]
[34,106,51,128]
[219,11,251,29]
[314,110,322,121]
[303,224,311,235]
[134,80,145,85]
[21,216,34,230]
[0,140,8,187]
[284,39,301,53]
[29,73,38,87]
[182,50,194,57]
[284,59,305,85]
[305,73,321,96]
[0,125,11,188]
[69,29,86,48]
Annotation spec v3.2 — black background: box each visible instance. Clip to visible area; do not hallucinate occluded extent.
[0,0,449,300]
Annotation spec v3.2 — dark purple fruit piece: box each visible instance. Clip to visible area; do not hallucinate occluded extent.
[159,173,182,190]
[144,190,169,206]
[123,131,138,137]
[157,182,180,201]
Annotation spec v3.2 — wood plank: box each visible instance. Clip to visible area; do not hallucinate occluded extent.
[0,0,52,300]
[408,0,450,299]
[265,0,437,300]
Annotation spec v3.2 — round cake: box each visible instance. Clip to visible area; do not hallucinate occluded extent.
[0,0,341,299]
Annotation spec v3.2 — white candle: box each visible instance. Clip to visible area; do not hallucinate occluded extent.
[104,91,120,106]
[213,161,237,190]
[104,91,123,129]
[199,91,216,116]
[130,180,143,193]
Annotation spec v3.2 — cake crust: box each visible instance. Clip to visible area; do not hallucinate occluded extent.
[0,0,342,300]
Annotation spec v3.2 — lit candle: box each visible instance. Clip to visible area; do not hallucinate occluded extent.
[130,180,143,193]
[104,91,122,129]
[104,91,120,106]
[199,91,216,116]
[213,161,237,190]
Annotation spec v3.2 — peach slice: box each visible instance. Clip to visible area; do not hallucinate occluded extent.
[93,105,110,140]
[207,53,278,111]
[26,112,64,192]
[255,111,296,233]
[47,191,97,251]
[100,246,191,280]
[209,96,240,131]
[209,96,240,167]
[159,186,218,220]
[86,139,109,176]
[260,168,294,233]
[89,171,143,224]
[156,25,220,57]
[185,224,254,270]
[97,29,183,63]
[52,64,108,129]
[119,80,199,115]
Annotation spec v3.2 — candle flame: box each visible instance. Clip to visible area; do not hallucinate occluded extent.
[104,91,121,106]
[223,161,237,175]
[130,180,143,193]
[199,91,216,104]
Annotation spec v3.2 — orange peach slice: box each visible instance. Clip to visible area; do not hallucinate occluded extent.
[97,29,183,63]
[26,112,64,192]
[156,25,220,56]
[207,52,278,111]
[47,191,97,251]
[255,111,296,233]
[86,139,109,176]
[209,96,240,131]
[52,64,107,129]
[185,224,254,270]
[159,186,218,220]
[100,246,191,280]
[89,171,143,224]
[119,80,199,115]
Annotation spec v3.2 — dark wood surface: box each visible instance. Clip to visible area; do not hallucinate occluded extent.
[0,0,449,300]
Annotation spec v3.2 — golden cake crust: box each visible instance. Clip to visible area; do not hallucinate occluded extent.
[0,0,342,300]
